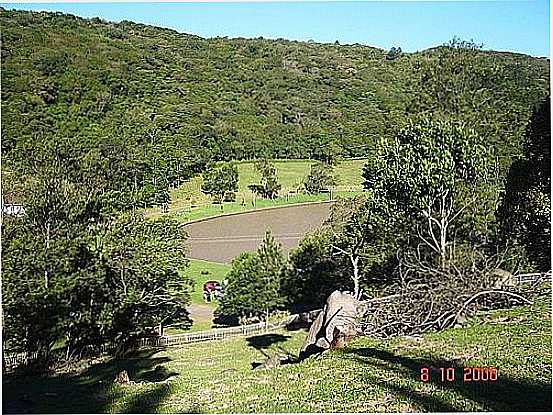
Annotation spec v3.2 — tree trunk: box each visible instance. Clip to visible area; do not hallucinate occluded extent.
[352,255,360,299]
[44,221,50,289]
[299,290,366,360]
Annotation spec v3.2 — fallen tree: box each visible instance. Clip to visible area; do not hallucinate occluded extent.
[359,246,538,339]
[299,246,546,359]
[299,290,366,360]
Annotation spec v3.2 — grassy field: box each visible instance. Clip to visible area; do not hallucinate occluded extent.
[168,259,231,334]
[4,294,551,413]
[145,158,366,223]
[180,259,231,305]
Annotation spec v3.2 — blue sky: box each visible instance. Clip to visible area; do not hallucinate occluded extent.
[1,1,550,57]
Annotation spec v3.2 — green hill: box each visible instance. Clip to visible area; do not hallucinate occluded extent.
[1,8,549,208]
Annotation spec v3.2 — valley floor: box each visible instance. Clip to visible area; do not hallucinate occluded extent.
[144,158,366,223]
[3,294,551,413]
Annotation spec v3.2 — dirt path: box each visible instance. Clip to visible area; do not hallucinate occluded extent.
[188,303,215,323]
[183,202,333,263]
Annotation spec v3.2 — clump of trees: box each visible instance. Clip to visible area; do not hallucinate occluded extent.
[277,116,541,335]
[2,163,193,361]
[248,159,281,199]
[303,162,336,194]
[354,117,531,335]
[201,161,239,203]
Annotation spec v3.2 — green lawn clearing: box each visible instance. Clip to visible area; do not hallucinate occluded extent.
[180,259,231,305]
[145,158,366,223]
[4,293,550,413]
[172,259,231,333]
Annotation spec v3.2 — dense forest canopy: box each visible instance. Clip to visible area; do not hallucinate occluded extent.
[1,8,549,208]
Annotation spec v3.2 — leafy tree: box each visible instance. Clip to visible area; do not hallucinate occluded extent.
[218,230,285,320]
[1,169,193,357]
[363,119,496,263]
[201,162,239,203]
[282,230,342,310]
[497,96,551,271]
[303,162,336,194]
[97,213,193,347]
[248,159,281,199]
[386,47,402,61]
[283,195,399,307]
[327,195,400,298]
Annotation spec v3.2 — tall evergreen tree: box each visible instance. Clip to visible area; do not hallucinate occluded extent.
[217,230,285,320]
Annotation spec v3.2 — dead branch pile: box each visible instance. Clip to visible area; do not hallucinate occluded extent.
[360,247,537,338]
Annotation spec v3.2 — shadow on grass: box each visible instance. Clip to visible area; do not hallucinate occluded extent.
[247,333,299,369]
[246,333,291,351]
[348,347,552,412]
[2,348,177,414]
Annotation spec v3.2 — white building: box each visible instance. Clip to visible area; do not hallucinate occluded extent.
[2,203,25,217]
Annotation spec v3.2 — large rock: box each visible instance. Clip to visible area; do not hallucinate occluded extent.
[114,370,130,385]
[253,354,291,370]
[299,290,366,360]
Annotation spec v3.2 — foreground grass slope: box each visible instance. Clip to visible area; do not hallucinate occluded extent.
[4,294,551,413]
[146,158,365,222]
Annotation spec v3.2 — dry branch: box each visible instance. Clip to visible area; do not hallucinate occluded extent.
[359,245,536,339]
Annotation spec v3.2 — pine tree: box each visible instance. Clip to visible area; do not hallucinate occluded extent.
[218,230,285,320]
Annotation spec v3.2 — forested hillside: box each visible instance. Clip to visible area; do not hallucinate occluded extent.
[1,8,550,363]
[1,8,549,208]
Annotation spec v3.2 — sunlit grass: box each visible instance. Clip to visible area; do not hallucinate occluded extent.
[180,259,231,305]
[5,294,550,413]
[144,159,367,222]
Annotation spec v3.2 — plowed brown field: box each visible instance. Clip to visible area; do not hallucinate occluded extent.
[183,201,333,263]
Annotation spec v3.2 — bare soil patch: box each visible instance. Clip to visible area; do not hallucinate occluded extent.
[183,202,333,263]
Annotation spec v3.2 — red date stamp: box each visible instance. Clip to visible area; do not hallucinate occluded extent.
[420,367,497,382]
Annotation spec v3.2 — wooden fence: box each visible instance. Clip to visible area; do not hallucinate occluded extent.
[3,343,112,370]
[3,319,291,370]
[516,271,552,285]
[137,320,289,348]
